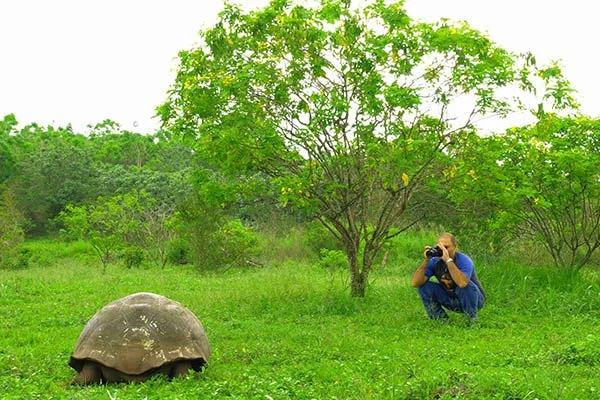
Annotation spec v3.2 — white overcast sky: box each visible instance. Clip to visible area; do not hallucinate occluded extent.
[1,0,598,134]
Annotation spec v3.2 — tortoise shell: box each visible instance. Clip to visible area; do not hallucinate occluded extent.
[69,292,210,375]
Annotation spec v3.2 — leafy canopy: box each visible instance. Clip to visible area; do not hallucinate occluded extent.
[160,0,575,295]
[453,114,600,269]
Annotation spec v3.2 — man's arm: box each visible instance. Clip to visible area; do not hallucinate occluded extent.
[445,259,469,288]
[411,258,429,288]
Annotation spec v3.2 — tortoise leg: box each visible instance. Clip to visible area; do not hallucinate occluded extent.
[170,361,194,379]
[100,365,132,383]
[72,361,102,385]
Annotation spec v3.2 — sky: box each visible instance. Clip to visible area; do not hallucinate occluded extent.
[1,0,598,134]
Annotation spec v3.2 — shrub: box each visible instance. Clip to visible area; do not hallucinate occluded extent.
[186,218,260,270]
[14,248,33,269]
[303,220,342,254]
[167,237,190,265]
[317,249,348,270]
[213,219,260,268]
[121,246,145,269]
[175,194,261,270]
[59,191,178,270]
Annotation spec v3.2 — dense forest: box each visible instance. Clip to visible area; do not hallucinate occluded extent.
[0,114,270,271]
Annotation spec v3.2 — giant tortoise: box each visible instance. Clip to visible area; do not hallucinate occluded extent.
[69,292,210,384]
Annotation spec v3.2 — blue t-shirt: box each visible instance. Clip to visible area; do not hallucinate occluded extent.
[424,251,475,297]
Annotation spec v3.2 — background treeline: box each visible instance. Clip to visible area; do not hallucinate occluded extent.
[0,113,320,270]
[1,116,191,234]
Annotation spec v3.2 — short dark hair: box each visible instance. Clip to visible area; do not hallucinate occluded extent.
[439,232,457,247]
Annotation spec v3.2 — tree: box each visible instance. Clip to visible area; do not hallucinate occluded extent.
[172,169,262,271]
[60,202,125,272]
[60,192,146,270]
[95,164,192,207]
[87,120,157,168]
[10,123,98,234]
[160,0,574,296]
[140,202,179,268]
[453,115,600,270]
[60,191,183,270]
[0,188,25,268]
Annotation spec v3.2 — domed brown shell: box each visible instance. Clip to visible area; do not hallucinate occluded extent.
[69,292,211,375]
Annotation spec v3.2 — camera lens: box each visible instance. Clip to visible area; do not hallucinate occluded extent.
[426,245,443,258]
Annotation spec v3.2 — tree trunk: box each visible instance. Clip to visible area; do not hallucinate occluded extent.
[348,248,369,297]
[350,273,367,297]
[346,243,364,297]
[346,240,379,297]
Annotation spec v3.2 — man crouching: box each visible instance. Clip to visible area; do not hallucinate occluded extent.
[411,233,486,321]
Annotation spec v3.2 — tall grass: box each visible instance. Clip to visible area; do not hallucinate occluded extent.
[1,234,599,399]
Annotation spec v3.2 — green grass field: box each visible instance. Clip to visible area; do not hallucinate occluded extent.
[1,238,599,399]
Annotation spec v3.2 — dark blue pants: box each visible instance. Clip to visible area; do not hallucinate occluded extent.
[418,281,484,319]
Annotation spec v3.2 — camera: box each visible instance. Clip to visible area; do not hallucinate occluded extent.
[426,245,443,258]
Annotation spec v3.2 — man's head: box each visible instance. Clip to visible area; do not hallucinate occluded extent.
[438,233,457,258]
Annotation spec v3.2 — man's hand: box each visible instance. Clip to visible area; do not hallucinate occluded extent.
[423,245,432,260]
[438,242,470,288]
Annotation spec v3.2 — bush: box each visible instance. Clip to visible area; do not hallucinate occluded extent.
[303,220,342,254]
[185,217,261,270]
[317,249,348,270]
[175,193,261,270]
[167,238,190,265]
[121,246,145,269]
[213,219,260,268]
[0,248,32,270]
[14,248,33,269]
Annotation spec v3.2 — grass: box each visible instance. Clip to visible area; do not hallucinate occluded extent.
[1,238,599,399]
